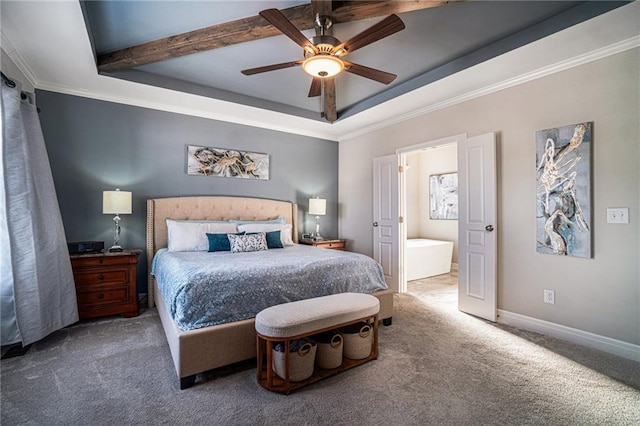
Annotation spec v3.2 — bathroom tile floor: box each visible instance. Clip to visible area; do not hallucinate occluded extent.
[406,271,458,305]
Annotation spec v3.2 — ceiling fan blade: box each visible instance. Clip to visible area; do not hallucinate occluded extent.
[260,9,317,54]
[332,14,405,56]
[241,60,302,76]
[308,78,322,97]
[343,60,397,84]
[323,78,337,122]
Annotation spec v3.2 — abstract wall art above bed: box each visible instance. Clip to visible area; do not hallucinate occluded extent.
[535,122,592,258]
[187,145,269,180]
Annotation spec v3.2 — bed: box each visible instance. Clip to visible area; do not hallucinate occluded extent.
[147,196,393,389]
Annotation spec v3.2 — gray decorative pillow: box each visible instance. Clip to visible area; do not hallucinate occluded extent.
[228,232,268,253]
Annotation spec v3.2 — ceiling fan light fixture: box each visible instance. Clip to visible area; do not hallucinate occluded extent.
[302,55,344,78]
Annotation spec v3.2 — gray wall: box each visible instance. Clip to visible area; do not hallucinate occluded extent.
[36,91,338,294]
[339,49,639,345]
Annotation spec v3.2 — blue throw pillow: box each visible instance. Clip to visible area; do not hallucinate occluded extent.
[207,232,244,252]
[265,230,283,249]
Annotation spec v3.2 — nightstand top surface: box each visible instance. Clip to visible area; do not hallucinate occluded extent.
[300,238,345,244]
[70,248,142,259]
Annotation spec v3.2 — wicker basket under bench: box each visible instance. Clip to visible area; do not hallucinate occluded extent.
[255,293,379,394]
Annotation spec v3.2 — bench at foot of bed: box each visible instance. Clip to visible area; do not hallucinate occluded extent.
[255,292,380,394]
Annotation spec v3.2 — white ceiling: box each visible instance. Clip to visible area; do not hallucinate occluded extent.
[1,1,639,141]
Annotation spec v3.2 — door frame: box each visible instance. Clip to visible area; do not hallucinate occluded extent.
[396,133,467,293]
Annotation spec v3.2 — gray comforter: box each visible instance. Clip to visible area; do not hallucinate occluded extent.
[152,244,388,330]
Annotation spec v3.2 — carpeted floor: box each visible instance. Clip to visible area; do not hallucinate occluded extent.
[2,273,639,425]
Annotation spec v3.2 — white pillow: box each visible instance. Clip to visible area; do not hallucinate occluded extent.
[166,219,238,252]
[237,223,294,246]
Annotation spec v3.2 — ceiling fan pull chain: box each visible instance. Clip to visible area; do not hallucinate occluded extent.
[320,80,325,118]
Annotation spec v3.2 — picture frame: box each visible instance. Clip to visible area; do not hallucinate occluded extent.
[429,172,458,220]
[535,122,592,258]
[187,145,269,180]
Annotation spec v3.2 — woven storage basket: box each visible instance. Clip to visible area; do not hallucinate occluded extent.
[339,322,373,360]
[313,331,343,369]
[272,339,317,382]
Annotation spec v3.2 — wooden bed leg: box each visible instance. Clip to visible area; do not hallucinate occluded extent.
[180,375,196,390]
[382,317,392,326]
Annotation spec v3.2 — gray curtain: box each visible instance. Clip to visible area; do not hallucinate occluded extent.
[1,75,78,346]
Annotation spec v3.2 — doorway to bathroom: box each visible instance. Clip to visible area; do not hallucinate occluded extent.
[401,140,460,299]
[374,132,497,321]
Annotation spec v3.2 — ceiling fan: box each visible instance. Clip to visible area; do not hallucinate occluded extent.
[241,5,405,123]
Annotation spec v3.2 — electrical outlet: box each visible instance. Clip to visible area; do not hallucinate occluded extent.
[607,208,629,224]
[544,289,555,304]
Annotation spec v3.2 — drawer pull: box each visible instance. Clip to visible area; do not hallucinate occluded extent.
[99,259,104,264]
[98,274,104,280]
[97,293,104,299]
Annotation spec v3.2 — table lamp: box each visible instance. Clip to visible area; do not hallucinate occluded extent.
[309,197,326,241]
[103,188,132,252]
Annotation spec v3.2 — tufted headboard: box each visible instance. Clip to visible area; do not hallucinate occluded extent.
[146,196,298,307]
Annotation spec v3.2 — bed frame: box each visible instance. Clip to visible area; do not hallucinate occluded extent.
[146,196,393,389]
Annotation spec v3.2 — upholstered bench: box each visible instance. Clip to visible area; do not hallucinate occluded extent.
[255,292,380,394]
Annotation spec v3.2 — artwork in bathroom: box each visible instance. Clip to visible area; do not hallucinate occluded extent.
[429,172,458,220]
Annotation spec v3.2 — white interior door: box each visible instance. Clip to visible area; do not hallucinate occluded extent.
[457,133,497,321]
[373,154,400,292]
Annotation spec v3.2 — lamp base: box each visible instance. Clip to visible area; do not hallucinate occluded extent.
[108,245,124,253]
[312,215,323,241]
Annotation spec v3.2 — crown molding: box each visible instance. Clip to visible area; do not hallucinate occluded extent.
[338,35,640,142]
[1,30,39,89]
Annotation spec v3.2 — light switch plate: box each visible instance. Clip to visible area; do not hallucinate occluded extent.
[607,208,629,224]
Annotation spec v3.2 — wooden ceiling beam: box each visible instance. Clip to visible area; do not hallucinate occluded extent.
[97,1,458,73]
[323,78,337,123]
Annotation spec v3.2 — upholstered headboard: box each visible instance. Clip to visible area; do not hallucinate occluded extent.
[146,196,298,307]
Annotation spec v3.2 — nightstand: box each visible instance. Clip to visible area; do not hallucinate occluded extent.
[300,239,347,251]
[70,249,141,319]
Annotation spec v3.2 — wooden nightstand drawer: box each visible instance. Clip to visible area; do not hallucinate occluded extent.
[73,270,129,287]
[70,249,141,319]
[315,240,346,250]
[76,286,131,306]
[71,256,135,268]
[300,239,347,251]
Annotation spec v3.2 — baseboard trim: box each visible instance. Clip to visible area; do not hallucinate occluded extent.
[497,309,640,362]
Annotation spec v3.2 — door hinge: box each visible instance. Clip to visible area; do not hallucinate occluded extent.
[399,216,404,224]
[398,165,404,173]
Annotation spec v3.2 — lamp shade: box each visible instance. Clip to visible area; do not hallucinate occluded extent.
[103,189,132,215]
[309,198,326,216]
[302,55,344,78]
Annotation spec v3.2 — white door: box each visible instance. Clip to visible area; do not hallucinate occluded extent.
[457,133,497,321]
[373,155,400,292]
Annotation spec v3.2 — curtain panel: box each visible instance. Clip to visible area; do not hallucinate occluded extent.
[1,75,78,346]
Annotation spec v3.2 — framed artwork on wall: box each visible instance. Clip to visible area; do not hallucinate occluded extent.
[187,145,269,180]
[535,122,592,258]
[429,172,458,220]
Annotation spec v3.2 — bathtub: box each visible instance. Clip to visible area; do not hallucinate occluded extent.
[406,238,454,281]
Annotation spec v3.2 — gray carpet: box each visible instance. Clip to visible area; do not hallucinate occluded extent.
[2,274,639,425]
